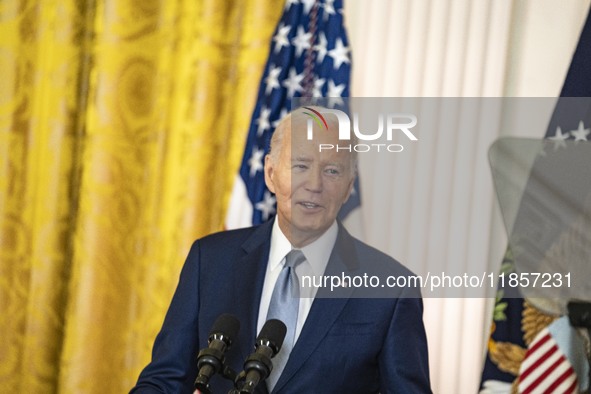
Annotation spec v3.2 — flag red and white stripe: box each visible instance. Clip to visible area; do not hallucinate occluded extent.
[518,327,578,394]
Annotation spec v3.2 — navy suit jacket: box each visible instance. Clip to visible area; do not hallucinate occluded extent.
[132,219,431,393]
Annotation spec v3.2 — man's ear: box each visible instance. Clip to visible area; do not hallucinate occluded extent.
[264,155,276,194]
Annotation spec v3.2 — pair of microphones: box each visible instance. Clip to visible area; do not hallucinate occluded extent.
[194,314,287,394]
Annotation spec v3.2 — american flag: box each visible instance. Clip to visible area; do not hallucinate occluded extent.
[480,7,591,392]
[517,327,578,394]
[225,0,358,229]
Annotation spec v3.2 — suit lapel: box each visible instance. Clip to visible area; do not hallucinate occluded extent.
[232,220,274,368]
[272,224,359,392]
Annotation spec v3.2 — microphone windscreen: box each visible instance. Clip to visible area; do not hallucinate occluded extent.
[209,313,240,339]
[258,319,287,350]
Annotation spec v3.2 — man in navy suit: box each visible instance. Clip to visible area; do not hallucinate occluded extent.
[132,108,431,393]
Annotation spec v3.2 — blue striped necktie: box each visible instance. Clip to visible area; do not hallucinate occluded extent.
[266,249,306,391]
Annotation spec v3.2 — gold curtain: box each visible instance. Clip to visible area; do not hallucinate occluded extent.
[0,0,283,392]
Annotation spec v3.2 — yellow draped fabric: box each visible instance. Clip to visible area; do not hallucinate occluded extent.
[0,0,283,392]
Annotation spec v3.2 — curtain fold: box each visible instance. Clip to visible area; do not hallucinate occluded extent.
[0,0,283,392]
[0,1,87,392]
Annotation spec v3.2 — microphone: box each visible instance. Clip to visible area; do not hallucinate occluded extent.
[237,319,287,394]
[194,313,240,394]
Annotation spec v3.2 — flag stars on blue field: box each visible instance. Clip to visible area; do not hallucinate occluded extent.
[272,109,288,129]
[314,32,328,63]
[301,0,316,14]
[292,26,312,57]
[547,120,589,152]
[256,107,271,136]
[256,191,276,221]
[313,78,326,98]
[273,23,291,53]
[285,0,298,11]
[549,126,569,150]
[248,147,265,177]
[570,120,589,141]
[283,68,305,98]
[327,80,345,106]
[265,65,282,95]
[328,38,350,70]
[322,0,336,20]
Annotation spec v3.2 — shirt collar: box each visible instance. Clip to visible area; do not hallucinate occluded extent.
[269,217,338,277]
[269,218,293,271]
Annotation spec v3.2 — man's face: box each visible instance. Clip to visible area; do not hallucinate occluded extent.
[264,118,355,247]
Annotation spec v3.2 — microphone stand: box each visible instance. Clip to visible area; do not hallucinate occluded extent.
[567,301,591,391]
[227,371,247,394]
[194,353,238,393]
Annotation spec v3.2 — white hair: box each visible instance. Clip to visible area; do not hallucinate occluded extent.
[268,107,358,175]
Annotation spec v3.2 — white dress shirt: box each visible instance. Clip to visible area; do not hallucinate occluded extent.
[256,218,338,344]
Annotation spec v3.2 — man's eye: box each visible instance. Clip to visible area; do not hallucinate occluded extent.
[293,164,308,169]
[325,168,340,175]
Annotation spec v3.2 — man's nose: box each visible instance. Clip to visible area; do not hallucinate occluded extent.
[304,169,323,192]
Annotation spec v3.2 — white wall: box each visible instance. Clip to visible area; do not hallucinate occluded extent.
[344,1,589,392]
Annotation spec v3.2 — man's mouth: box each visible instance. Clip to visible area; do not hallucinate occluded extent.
[298,201,322,209]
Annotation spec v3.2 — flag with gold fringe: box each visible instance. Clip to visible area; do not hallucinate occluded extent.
[225,0,358,229]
